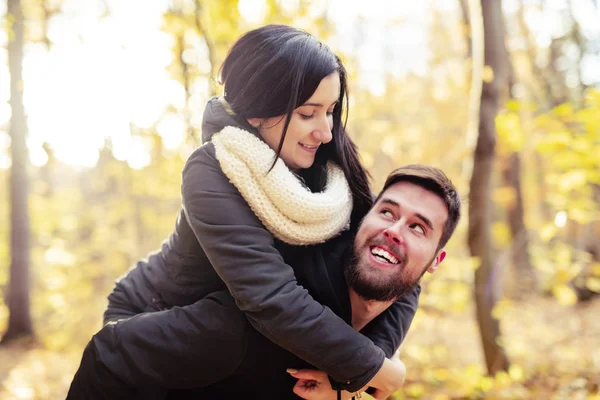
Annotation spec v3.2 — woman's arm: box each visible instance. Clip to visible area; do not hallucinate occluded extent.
[68,291,249,395]
[181,144,384,392]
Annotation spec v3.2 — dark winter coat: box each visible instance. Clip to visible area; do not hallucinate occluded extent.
[79,97,421,393]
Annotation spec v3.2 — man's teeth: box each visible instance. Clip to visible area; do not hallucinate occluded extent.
[371,247,399,264]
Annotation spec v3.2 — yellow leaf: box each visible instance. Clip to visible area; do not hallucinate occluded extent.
[554,244,572,266]
[482,65,495,83]
[433,368,450,382]
[405,383,425,398]
[553,103,575,118]
[540,223,558,242]
[494,371,512,388]
[479,376,494,392]
[492,221,511,247]
[558,170,588,192]
[591,263,600,276]
[585,277,600,293]
[496,112,524,152]
[491,299,512,319]
[552,284,578,306]
[509,364,525,382]
[569,208,592,224]
[554,268,574,284]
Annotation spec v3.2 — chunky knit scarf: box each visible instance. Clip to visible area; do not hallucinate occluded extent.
[211,126,353,245]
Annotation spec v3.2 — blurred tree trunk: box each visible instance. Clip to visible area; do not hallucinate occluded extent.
[502,152,535,295]
[2,0,34,344]
[469,0,510,374]
[502,54,535,295]
[194,0,217,98]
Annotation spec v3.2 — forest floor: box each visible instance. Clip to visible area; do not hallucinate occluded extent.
[0,295,599,400]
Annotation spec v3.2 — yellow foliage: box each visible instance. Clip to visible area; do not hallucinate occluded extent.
[496,112,524,153]
[482,65,495,83]
[551,284,578,306]
[535,131,572,154]
[492,186,516,208]
[553,103,575,119]
[491,221,511,247]
[585,277,600,293]
[433,368,450,382]
[558,170,588,192]
[478,376,494,392]
[404,383,425,398]
[508,364,525,382]
[569,208,593,225]
[539,223,558,242]
[491,299,512,319]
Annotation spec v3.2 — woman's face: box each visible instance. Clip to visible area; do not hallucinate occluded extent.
[250,72,340,170]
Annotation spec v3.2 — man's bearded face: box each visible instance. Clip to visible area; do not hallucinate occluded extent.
[346,181,448,302]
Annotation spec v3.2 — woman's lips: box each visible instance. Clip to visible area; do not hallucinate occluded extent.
[299,143,319,153]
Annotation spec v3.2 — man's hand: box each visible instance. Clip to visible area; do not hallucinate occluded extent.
[288,369,352,400]
[365,357,407,398]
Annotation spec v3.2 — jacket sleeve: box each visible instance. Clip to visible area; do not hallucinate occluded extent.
[180,144,385,391]
[359,285,421,358]
[91,291,249,388]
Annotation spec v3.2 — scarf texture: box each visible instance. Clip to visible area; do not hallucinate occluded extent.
[211,126,353,245]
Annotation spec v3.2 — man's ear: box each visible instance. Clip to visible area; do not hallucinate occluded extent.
[247,118,262,129]
[427,250,446,274]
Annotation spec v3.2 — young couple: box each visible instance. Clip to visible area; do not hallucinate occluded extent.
[68,24,461,400]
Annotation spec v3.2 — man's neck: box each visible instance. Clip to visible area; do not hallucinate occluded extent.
[348,289,395,331]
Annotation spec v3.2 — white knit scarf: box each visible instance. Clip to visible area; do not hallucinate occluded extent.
[211,126,353,245]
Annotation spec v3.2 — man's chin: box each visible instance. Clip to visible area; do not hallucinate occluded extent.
[350,276,414,302]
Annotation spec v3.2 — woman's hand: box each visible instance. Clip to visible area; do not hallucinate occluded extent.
[289,369,353,400]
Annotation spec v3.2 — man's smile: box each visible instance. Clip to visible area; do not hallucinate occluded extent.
[367,245,403,269]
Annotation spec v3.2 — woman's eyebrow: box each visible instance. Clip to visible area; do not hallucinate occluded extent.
[300,100,339,107]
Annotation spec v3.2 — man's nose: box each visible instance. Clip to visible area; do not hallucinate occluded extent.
[383,228,403,246]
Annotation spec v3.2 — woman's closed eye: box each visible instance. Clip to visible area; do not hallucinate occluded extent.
[299,113,314,120]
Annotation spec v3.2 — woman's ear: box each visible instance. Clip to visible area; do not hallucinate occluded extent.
[247,118,262,129]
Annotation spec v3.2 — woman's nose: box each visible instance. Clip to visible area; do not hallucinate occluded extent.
[313,118,333,143]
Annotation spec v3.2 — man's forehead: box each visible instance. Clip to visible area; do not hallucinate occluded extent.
[375,181,448,227]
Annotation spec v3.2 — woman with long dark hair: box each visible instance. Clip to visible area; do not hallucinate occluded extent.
[69,25,418,399]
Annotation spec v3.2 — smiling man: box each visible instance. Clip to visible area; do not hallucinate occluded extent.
[291,167,460,399]
[68,164,461,400]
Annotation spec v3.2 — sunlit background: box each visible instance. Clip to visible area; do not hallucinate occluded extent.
[1,0,598,170]
[1,0,600,399]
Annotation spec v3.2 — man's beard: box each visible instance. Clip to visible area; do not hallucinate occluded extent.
[345,238,432,302]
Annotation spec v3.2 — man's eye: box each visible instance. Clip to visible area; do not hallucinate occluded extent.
[411,224,425,234]
[381,209,393,218]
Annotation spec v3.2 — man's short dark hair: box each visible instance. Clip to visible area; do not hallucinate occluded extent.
[375,165,461,250]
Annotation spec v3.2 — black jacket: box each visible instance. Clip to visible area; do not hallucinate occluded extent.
[92,98,420,391]
[69,230,420,399]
